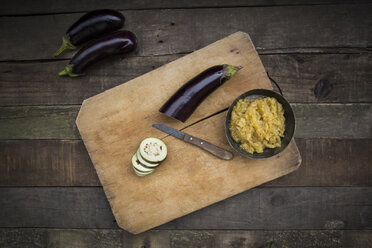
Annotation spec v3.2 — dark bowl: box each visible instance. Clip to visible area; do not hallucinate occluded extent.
[225,89,295,159]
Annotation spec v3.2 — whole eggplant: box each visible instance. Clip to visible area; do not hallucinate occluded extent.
[58,31,137,77]
[159,65,242,122]
[54,9,125,56]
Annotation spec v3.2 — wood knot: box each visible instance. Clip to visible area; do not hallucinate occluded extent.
[314,78,333,99]
[230,48,240,54]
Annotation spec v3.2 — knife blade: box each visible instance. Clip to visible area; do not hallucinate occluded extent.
[152,124,233,160]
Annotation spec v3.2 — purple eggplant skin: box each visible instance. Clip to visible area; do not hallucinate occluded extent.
[54,9,125,56]
[159,64,242,122]
[58,31,137,77]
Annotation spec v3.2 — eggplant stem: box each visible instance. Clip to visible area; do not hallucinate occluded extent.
[58,65,82,77]
[223,65,243,79]
[53,36,76,57]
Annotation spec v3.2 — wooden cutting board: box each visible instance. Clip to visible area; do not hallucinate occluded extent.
[76,32,301,234]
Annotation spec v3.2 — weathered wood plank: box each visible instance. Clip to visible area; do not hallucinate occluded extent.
[268,139,372,187]
[0,187,116,228]
[0,55,181,106]
[1,5,371,60]
[1,0,369,15]
[342,230,372,248]
[293,104,371,139]
[0,187,370,229]
[0,140,99,186]
[1,139,371,187]
[0,229,371,248]
[0,105,80,139]
[1,53,371,105]
[125,230,372,248]
[261,53,372,103]
[0,104,370,139]
[132,230,372,248]
[0,228,123,248]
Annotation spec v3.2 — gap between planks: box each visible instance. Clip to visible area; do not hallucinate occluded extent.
[0,48,371,63]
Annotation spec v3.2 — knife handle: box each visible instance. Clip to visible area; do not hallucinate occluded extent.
[183,133,234,160]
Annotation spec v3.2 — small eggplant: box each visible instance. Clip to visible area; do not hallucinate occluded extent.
[58,31,137,77]
[159,64,242,122]
[54,9,125,56]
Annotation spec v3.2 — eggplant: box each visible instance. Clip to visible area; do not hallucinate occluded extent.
[54,9,125,56]
[136,149,159,168]
[159,64,242,122]
[58,30,137,77]
[139,138,167,163]
[132,137,167,177]
[131,154,155,173]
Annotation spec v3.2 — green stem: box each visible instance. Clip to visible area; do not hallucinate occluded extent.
[58,65,82,77]
[223,64,243,79]
[53,36,76,57]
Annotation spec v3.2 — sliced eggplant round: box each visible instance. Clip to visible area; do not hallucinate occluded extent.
[139,138,167,163]
[136,149,159,168]
[132,166,154,177]
[131,154,154,173]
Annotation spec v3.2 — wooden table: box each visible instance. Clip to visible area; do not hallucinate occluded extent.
[0,1,371,247]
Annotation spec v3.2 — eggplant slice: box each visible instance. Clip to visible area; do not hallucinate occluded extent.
[132,166,154,177]
[136,149,159,168]
[131,154,155,173]
[139,138,167,163]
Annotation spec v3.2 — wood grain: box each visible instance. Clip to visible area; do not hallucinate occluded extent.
[0,105,80,139]
[0,187,371,230]
[1,5,371,60]
[0,139,364,187]
[0,228,123,248]
[0,1,370,245]
[0,55,181,106]
[0,139,370,187]
[1,104,370,139]
[1,0,369,15]
[261,53,372,103]
[123,230,372,248]
[0,229,371,248]
[293,103,372,139]
[268,139,372,187]
[1,53,371,106]
[0,140,99,186]
[75,31,300,234]
[0,187,116,228]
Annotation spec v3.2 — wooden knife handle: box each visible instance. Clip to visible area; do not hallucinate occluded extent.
[183,133,233,160]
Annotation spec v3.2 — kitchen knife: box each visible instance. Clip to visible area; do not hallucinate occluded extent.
[152,124,233,160]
